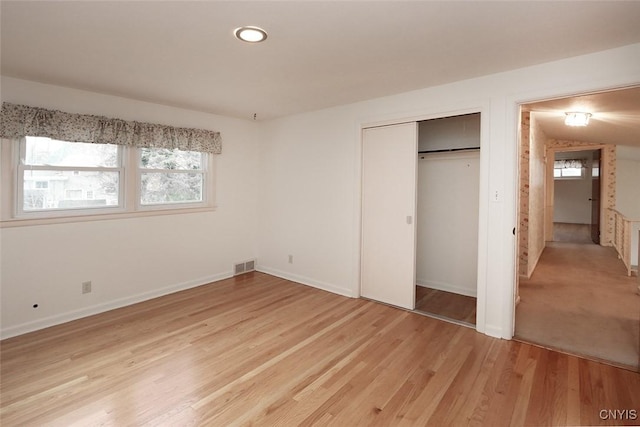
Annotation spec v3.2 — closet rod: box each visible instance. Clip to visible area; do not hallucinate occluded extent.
[418,146,480,154]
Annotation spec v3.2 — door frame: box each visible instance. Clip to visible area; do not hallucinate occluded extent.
[512,88,626,339]
[543,144,613,248]
[357,106,488,332]
[508,84,640,339]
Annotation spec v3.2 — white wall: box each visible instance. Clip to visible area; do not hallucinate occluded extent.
[2,43,639,341]
[616,145,640,266]
[418,113,481,152]
[552,149,595,224]
[616,147,640,217]
[255,107,359,296]
[0,77,260,338]
[553,178,592,224]
[416,152,480,297]
[257,43,640,339]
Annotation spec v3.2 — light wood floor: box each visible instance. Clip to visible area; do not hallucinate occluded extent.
[415,286,477,325]
[2,272,639,426]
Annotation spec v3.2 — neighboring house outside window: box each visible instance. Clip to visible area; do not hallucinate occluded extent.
[19,137,123,214]
[4,136,213,222]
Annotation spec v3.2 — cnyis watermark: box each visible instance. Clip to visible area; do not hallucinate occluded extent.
[599,409,638,421]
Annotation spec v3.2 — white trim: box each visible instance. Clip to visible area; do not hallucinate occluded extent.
[0,205,217,228]
[16,137,126,217]
[1,139,217,227]
[474,108,491,335]
[136,147,210,211]
[360,105,485,130]
[483,324,504,339]
[356,103,490,336]
[256,266,357,298]
[522,243,544,280]
[416,281,477,298]
[352,121,363,298]
[0,271,233,340]
[1,139,18,220]
[507,80,640,341]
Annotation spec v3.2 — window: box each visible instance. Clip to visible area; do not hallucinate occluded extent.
[553,159,585,179]
[139,148,205,207]
[19,137,122,213]
[6,136,212,221]
[553,167,584,178]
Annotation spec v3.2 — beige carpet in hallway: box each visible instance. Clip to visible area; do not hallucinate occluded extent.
[553,222,592,244]
[516,241,640,371]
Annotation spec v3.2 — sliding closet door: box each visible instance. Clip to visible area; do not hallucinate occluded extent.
[361,122,417,310]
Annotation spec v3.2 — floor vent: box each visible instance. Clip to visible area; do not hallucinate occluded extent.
[234,263,246,275]
[234,259,256,276]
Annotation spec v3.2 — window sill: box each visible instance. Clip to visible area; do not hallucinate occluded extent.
[0,205,217,228]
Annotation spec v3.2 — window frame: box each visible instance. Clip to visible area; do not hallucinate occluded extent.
[553,166,585,180]
[16,137,126,217]
[136,147,209,212]
[1,137,216,226]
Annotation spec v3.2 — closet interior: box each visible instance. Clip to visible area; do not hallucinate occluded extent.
[360,113,481,327]
[414,113,480,326]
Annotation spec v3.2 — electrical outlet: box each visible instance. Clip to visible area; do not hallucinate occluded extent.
[288,255,293,264]
[82,281,92,294]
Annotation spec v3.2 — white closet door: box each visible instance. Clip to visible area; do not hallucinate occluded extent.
[361,122,417,310]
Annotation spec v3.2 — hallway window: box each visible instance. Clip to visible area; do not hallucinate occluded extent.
[554,159,585,179]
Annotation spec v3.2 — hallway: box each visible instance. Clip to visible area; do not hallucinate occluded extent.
[515,241,639,371]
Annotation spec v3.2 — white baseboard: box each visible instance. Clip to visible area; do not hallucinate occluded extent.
[483,324,505,339]
[0,271,233,340]
[526,245,545,278]
[256,266,357,298]
[416,279,477,298]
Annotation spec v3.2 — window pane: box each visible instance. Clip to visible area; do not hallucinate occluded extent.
[140,172,203,205]
[22,170,120,211]
[554,169,561,178]
[561,167,582,177]
[140,148,203,170]
[25,137,119,167]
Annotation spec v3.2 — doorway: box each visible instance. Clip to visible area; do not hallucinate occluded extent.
[552,149,601,244]
[514,87,640,371]
[413,114,480,326]
[359,113,482,328]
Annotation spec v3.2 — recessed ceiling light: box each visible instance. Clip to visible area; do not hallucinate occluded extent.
[234,26,268,43]
[564,112,592,126]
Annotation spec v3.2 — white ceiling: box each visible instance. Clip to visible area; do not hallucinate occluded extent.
[524,86,640,148]
[2,1,640,121]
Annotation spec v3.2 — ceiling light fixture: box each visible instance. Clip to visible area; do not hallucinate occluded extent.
[234,26,268,43]
[564,112,592,127]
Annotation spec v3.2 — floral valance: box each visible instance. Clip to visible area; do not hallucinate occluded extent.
[0,102,222,154]
[554,159,586,169]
